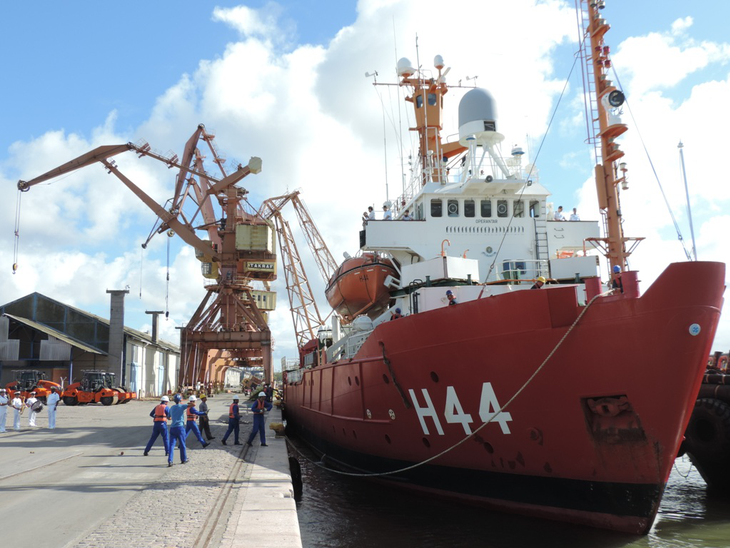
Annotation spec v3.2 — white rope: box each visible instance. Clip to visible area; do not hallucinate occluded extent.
[289,289,611,477]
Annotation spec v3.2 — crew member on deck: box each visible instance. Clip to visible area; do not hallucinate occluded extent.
[390,307,403,320]
[554,206,566,221]
[446,290,457,305]
[611,265,624,293]
[531,276,546,289]
[383,204,392,220]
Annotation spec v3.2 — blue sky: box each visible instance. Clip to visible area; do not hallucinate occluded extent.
[1,0,729,369]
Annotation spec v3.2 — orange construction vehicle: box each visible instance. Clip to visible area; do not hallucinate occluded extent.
[62,371,136,406]
[5,370,61,403]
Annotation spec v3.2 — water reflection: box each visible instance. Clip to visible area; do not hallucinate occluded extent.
[294,448,730,548]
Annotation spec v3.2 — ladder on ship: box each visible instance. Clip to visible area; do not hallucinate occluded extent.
[534,218,549,270]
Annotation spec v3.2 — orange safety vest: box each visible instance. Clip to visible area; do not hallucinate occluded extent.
[229,403,238,418]
[187,406,197,422]
[153,404,168,422]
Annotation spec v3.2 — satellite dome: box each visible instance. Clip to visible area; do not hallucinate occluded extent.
[397,57,415,77]
[458,88,504,146]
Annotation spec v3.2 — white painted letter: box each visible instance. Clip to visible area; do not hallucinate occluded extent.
[478,382,512,434]
[444,386,473,435]
[408,388,444,436]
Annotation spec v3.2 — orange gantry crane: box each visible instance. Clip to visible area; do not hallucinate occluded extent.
[259,191,338,350]
[17,125,277,385]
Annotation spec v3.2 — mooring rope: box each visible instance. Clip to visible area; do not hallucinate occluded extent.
[288,289,611,477]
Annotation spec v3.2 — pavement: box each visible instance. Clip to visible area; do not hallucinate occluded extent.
[0,397,302,548]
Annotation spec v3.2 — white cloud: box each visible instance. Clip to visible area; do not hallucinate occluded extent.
[2,0,729,367]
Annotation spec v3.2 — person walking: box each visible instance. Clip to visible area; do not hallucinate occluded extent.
[198,395,215,440]
[46,386,60,429]
[185,396,210,448]
[11,391,23,431]
[247,391,273,447]
[25,391,38,427]
[167,394,189,466]
[221,395,241,445]
[144,396,170,456]
[0,388,8,433]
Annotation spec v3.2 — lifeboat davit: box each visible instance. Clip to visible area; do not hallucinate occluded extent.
[325,253,399,322]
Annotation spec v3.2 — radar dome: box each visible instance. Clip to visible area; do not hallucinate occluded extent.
[458,88,504,146]
[397,57,415,77]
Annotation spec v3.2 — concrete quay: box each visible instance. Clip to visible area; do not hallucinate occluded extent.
[0,397,302,548]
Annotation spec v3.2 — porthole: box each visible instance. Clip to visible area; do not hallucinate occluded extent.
[430,371,440,383]
[422,437,431,448]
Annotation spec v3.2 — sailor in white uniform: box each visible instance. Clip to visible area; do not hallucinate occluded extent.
[0,388,8,432]
[46,386,60,429]
[26,392,38,427]
[11,391,23,431]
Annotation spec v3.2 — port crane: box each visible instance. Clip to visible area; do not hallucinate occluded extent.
[17,125,277,384]
[16,125,339,386]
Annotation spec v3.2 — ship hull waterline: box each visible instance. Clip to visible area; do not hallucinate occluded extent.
[283,261,726,534]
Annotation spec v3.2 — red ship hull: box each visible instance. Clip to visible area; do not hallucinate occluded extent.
[284,261,725,534]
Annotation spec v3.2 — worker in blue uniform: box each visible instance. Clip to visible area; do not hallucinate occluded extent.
[185,395,210,448]
[144,395,170,456]
[247,391,273,447]
[221,395,241,445]
[167,394,189,467]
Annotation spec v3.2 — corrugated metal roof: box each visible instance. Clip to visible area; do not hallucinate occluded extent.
[3,313,106,355]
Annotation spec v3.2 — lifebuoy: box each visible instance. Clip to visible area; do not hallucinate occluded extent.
[683,398,730,490]
[719,355,729,370]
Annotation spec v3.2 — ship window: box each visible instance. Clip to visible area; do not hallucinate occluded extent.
[497,200,508,218]
[416,94,424,108]
[428,93,437,106]
[464,200,475,218]
[514,200,524,218]
[447,200,459,217]
[431,199,443,217]
[416,202,423,220]
[529,200,540,218]
[481,199,492,218]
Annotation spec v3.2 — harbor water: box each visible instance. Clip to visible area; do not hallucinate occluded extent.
[294,451,730,548]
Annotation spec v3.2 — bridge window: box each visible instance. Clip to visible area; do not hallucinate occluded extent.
[481,199,492,218]
[497,200,508,218]
[529,200,540,218]
[447,200,459,217]
[464,200,475,218]
[514,200,524,218]
[431,199,443,217]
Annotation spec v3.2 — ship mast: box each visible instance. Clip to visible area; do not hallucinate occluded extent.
[397,56,466,186]
[580,0,641,272]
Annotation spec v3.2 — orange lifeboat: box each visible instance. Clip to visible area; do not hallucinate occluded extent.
[325,253,399,322]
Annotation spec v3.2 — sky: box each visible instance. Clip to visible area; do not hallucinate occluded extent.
[1,0,729,372]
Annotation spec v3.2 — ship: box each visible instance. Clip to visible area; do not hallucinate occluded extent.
[282,0,725,535]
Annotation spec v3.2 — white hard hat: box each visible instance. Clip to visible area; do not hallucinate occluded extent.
[188,395,197,402]
[233,395,240,401]
[161,396,170,402]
